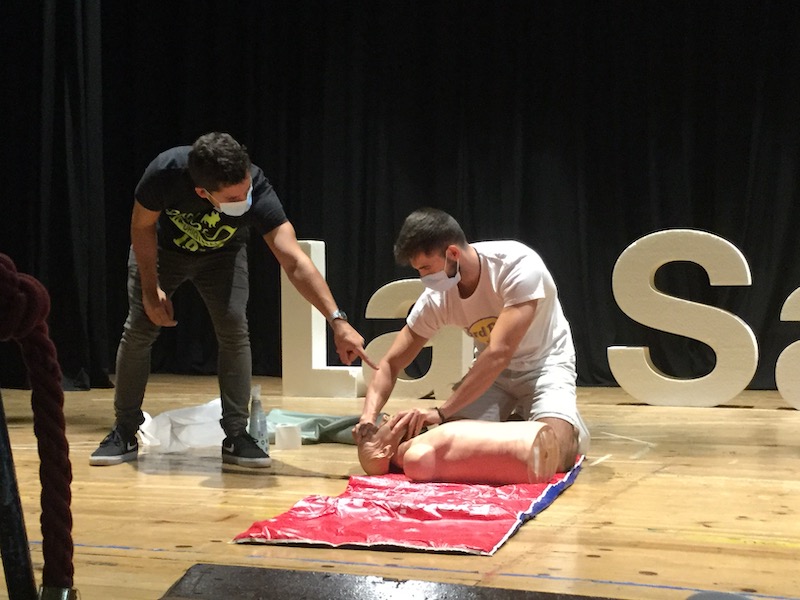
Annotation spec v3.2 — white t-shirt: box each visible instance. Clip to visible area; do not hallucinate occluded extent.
[407,240,575,371]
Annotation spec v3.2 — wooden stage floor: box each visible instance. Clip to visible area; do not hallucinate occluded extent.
[1,375,799,600]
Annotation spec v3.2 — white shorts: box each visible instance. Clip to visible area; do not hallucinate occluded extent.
[450,358,590,455]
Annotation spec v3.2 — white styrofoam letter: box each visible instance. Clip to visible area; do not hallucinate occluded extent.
[776,288,800,409]
[363,279,473,399]
[608,229,757,406]
[281,241,363,397]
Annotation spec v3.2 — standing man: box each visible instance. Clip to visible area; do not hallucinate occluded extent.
[91,132,375,468]
[353,207,589,472]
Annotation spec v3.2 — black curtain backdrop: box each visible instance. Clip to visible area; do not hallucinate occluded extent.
[2,1,799,391]
[1,0,110,389]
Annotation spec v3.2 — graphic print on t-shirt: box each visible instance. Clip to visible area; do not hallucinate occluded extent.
[468,316,498,344]
[165,208,238,252]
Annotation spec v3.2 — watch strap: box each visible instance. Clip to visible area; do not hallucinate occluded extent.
[328,309,347,323]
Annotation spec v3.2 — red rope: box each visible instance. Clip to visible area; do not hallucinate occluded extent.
[0,253,74,589]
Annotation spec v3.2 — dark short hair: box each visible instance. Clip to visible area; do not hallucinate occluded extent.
[187,132,251,191]
[393,207,468,265]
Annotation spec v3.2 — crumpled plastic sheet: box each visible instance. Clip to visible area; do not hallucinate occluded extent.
[234,456,583,555]
[138,401,361,453]
[139,399,224,453]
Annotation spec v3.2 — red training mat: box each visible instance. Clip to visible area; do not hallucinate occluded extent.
[234,456,583,555]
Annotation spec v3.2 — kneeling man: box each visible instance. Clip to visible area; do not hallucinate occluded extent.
[354,207,589,473]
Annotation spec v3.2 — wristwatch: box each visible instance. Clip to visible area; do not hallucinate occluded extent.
[327,309,348,324]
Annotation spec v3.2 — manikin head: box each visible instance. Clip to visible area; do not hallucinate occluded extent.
[357,414,411,475]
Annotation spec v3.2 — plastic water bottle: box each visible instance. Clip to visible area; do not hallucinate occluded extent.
[248,394,269,454]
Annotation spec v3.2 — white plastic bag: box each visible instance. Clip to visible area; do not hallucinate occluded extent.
[139,398,224,453]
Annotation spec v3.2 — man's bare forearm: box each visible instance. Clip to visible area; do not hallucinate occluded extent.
[130,224,160,295]
[439,346,510,419]
[362,362,398,421]
[282,254,340,318]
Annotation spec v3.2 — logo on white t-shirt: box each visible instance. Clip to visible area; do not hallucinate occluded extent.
[468,317,497,344]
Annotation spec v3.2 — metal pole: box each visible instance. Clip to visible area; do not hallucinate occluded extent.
[0,388,38,600]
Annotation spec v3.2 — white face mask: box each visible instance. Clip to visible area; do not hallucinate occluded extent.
[420,255,461,292]
[209,184,253,217]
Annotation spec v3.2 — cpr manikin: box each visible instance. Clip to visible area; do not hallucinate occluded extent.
[357,412,562,485]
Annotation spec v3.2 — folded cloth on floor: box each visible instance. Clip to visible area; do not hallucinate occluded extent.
[234,456,583,555]
[266,409,361,445]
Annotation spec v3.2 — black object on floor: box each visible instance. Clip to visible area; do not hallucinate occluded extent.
[162,563,617,600]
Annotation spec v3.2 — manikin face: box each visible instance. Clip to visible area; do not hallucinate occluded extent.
[357,415,411,475]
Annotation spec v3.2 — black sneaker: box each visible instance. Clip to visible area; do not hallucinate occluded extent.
[221,433,272,468]
[90,427,138,466]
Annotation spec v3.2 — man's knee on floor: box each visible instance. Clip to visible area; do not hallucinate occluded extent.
[402,443,437,481]
[558,433,579,471]
[537,417,579,471]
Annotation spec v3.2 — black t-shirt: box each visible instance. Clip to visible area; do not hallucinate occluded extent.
[134,146,288,254]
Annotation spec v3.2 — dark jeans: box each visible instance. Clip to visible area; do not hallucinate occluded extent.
[113,245,251,438]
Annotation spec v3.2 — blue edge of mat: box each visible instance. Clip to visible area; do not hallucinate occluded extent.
[491,454,585,555]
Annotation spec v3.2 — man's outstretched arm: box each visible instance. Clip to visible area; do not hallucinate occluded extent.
[354,325,429,442]
[263,221,377,368]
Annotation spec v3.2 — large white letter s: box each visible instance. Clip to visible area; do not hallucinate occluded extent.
[608,230,757,406]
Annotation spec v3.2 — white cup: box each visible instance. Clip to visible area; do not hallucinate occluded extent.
[275,424,302,450]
